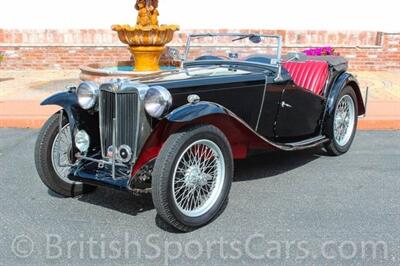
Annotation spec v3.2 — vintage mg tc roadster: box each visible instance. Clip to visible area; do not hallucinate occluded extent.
[35,33,366,231]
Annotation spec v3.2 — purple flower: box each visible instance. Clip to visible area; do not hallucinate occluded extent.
[325,47,333,55]
[303,46,335,56]
[303,49,312,56]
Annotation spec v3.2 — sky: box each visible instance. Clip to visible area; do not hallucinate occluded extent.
[1,0,398,32]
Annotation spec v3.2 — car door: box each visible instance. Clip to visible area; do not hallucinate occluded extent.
[275,82,325,141]
[255,80,286,139]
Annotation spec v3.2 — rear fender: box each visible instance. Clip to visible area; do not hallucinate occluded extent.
[323,72,365,137]
[326,72,366,117]
[131,102,279,177]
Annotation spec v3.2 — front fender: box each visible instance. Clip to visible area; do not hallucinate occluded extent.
[41,91,78,109]
[130,101,281,180]
[41,91,80,128]
[41,91,85,152]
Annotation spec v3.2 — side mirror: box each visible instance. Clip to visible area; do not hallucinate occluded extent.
[249,35,262,44]
[65,83,77,92]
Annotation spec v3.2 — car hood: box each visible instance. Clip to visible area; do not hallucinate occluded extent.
[128,66,260,85]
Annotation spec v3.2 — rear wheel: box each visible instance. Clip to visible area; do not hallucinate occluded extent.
[34,112,96,197]
[325,86,358,155]
[152,125,233,232]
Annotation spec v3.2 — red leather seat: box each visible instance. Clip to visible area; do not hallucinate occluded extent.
[283,61,329,95]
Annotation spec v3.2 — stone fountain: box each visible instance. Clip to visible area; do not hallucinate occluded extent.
[112,0,179,71]
[80,0,179,82]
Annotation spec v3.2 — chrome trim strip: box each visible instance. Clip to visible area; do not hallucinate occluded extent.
[99,87,104,156]
[288,138,329,150]
[225,107,328,151]
[134,92,142,161]
[282,135,326,147]
[255,75,269,131]
[99,83,117,158]
[112,118,116,180]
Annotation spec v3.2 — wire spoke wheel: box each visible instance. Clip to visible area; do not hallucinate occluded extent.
[333,95,355,147]
[35,113,95,197]
[152,125,233,231]
[51,124,76,183]
[172,139,225,218]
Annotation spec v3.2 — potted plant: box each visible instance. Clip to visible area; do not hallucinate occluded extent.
[0,51,4,64]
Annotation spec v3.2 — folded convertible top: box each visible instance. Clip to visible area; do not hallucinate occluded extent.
[306,56,348,72]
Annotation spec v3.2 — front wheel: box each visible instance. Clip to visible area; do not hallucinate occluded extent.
[324,86,358,156]
[152,125,233,232]
[34,112,96,197]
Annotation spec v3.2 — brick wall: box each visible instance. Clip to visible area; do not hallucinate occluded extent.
[0,29,399,71]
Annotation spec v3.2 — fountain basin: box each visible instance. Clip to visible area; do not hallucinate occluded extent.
[112,25,179,46]
[112,24,179,71]
[79,61,179,83]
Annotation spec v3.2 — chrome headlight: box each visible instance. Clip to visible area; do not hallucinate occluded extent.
[144,86,172,118]
[77,82,99,110]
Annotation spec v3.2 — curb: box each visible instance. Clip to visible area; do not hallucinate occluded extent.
[0,117,52,129]
[358,119,400,130]
[0,116,399,130]
[0,100,399,130]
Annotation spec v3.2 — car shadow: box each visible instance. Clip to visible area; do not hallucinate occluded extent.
[234,148,324,182]
[154,148,325,232]
[86,189,153,215]
[48,147,326,231]
[49,187,155,217]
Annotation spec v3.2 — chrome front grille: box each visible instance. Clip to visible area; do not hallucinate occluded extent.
[99,90,139,161]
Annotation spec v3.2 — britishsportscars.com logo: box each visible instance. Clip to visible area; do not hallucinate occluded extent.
[9,232,397,264]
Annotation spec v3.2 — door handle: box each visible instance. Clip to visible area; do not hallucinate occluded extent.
[281,101,292,108]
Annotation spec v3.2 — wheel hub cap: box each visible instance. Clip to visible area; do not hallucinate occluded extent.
[184,166,207,188]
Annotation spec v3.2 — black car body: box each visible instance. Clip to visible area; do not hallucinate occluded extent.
[35,33,366,231]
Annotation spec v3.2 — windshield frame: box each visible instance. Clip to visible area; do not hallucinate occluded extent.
[183,33,283,68]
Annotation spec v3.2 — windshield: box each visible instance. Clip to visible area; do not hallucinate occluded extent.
[183,33,282,66]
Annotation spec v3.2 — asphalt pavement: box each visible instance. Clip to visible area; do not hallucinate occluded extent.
[0,129,399,265]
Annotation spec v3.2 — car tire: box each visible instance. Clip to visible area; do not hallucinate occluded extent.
[324,86,358,156]
[34,112,96,197]
[152,125,233,232]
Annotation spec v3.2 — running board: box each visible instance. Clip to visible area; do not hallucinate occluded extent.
[277,135,329,151]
